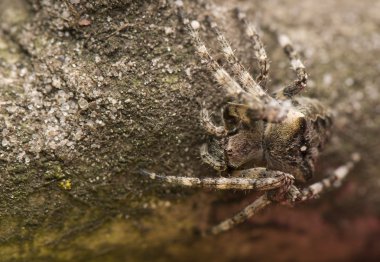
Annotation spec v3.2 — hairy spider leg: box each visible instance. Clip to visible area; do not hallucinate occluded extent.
[200,108,228,137]
[200,143,227,171]
[204,160,355,236]
[209,22,268,101]
[275,31,308,99]
[189,25,245,99]
[297,160,355,201]
[235,8,270,88]
[190,23,290,124]
[140,168,294,191]
[205,194,272,236]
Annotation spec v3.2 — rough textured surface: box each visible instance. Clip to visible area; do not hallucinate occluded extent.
[0,0,379,261]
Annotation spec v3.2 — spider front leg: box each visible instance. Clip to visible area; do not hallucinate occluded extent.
[226,100,291,124]
[189,24,245,98]
[204,159,357,236]
[208,21,267,99]
[189,21,287,124]
[140,168,294,191]
[140,167,294,236]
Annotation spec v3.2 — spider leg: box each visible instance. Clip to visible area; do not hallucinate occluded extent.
[296,160,355,202]
[200,143,227,171]
[202,159,355,236]
[210,23,291,124]
[274,32,308,99]
[235,8,270,88]
[200,108,229,137]
[189,22,289,124]
[140,168,294,190]
[208,22,267,100]
[189,24,245,99]
[226,100,292,124]
[205,193,272,236]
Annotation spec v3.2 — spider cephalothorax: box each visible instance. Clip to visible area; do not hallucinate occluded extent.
[141,7,357,236]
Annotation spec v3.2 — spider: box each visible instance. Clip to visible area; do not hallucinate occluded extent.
[141,9,358,236]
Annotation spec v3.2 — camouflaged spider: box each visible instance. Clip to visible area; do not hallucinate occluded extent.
[141,10,357,236]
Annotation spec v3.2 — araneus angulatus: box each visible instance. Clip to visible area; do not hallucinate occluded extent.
[141,8,358,236]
